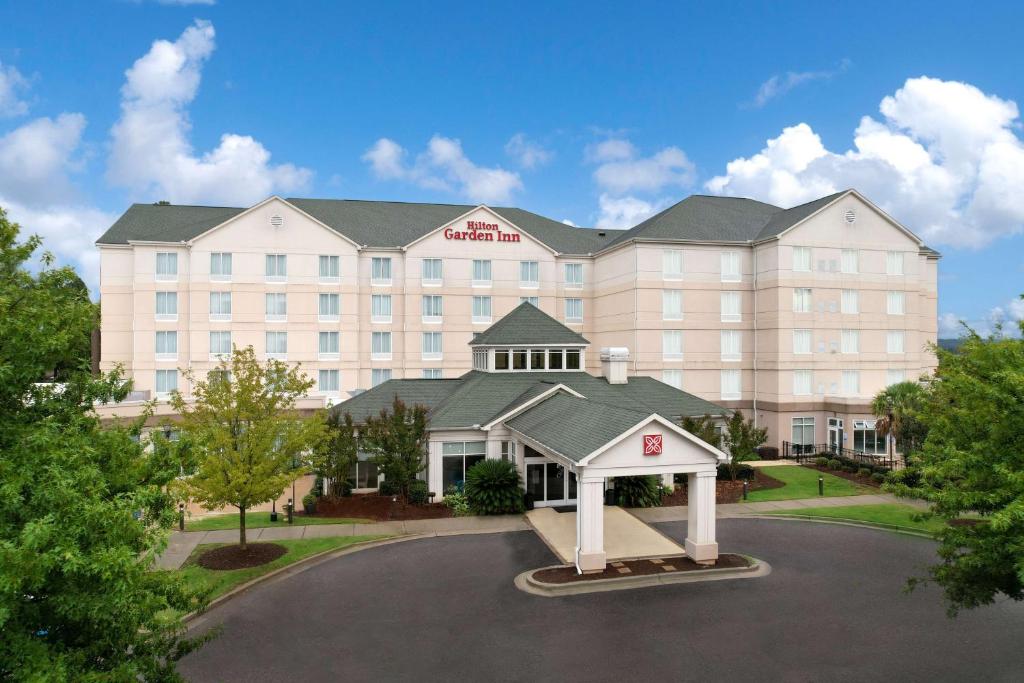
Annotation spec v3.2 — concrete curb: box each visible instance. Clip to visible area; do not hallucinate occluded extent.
[745,514,936,539]
[514,555,770,597]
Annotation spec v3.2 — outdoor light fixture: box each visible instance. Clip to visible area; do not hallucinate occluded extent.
[178,502,185,531]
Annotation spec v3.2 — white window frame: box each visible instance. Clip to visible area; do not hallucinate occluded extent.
[155,252,178,282]
[265,331,288,360]
[422,332,443,361]
[210,252,232,282]
[319,293,341,322]
[792,246,812,272]
[265,254,287,283]
[887,330,905,354]
[565,297,583,323]
[841,329,860,354]
[791,417,815,449]
[422,368,443,379]
[371,368,392,387]
[663,249,683,281]
[841,249,858,274]
[887,291,905,315]
[319,331,340,361]
[565,263,583,289]
[371,331,392,360]
[793,288,812,313]
[209,291,232,322]
[721,251,741,283]
[841,289,859,314]
[887,369,906,386]
[265,293,287,322]
[842,370,860,396]
[887,251,904,276]
[721,330,741,362]
[720,291,741,322]
[370,294,392,324]
[721,369,741,400]
[520,261,539,289]
[319,255,341,283]
[662,369,683,389]
[793,329,812,355]
[155,369,177,397]
[422,295,443,323]
[520,296,539,307]
[155,331,177,361]
[472,296,492,324]
[662,330,683,360]
[209,331,232,361]
[155,291,177,321]
[472,259,492,288]
[318,369,340,394]
[793,370,812,396]
[662,290,683,321]
[422,258,443,286]
[371,257,392,286]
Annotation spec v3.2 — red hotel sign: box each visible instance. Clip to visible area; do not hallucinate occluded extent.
[444,220,521,243]
[643,434,663,456]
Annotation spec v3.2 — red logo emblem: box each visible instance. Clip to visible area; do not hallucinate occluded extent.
[643,434,663,456]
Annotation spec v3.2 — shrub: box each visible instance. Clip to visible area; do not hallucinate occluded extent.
[312,475,324,497]
[614,475,662,508]
[857,467,873,477]
[464,459,525,515]
[871,472,886,483]
[339,479,353,497]
[301,493,317,513]
[717,463,755,480]
[378,479,402,496]
[843,465,858,474]
[442,485,471,516]
[827,459,842,470]
[875,466,891,475]
[757,446,780,460]
[407,479,429,505]
[815,457,829,467]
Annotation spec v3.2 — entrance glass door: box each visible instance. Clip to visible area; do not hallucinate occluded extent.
[828,418,844,453]
[525,459,577,506]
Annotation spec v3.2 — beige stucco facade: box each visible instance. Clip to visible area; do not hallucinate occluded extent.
[97,191,938,452]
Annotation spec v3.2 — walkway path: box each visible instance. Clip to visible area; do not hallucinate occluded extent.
[157,492,920,569]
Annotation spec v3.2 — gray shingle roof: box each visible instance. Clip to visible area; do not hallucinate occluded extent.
[332,379,462,424]
[468,302,589,346]
[505,393,650,462]
[753,191,847,241]
[96,204,246,244]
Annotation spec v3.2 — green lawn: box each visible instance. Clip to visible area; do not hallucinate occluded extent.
[186,511,370,532]
[747,465,871,501]
[767,503,945,535]
[174,535,386,599]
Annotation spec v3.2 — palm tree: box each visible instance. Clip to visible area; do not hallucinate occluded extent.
[870,381,925,460]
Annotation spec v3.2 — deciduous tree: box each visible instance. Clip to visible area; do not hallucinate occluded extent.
[312,410,359,497]
[722,411,768,481]
[361,397,428,501]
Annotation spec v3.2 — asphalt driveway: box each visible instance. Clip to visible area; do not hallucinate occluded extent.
[179,519,1024,682]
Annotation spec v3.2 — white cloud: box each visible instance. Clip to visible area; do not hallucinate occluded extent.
[107,20,311,206]
[940,297,1024,338]
[585,138,636,163]
[592,145,696,195]
[594,194,668,230]
[707,77,1024,249]
[749,59,850,108]
[561,218,577,227]
[362,135,523,204]
[0,61,30,117]
[505,133,552,169]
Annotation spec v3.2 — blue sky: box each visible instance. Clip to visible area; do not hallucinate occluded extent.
[1,0,1023,334]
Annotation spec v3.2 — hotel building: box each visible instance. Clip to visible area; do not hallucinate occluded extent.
[95,188,938,453]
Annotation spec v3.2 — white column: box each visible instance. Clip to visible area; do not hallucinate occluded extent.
[427,441,443,499]
[685,469,719,564]
[661,473,674,488]
[575,474,606,573]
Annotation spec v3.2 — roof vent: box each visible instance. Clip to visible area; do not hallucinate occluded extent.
[597,231,607,237]
[270,214,284,228]
[843,209,856,224]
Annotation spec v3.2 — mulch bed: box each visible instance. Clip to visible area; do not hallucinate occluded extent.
[534,553,751,584]
[804,464,882,488]
[198,543,287,570]
[313,493,453,521]
[660,469,787,506]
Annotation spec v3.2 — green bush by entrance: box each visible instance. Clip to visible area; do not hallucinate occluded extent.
[614,475,662,508]
[464,459,525,515]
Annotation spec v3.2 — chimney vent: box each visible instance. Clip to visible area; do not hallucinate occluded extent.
[600,347,630,385]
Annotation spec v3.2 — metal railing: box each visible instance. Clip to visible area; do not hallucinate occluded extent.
[782,441,903,470]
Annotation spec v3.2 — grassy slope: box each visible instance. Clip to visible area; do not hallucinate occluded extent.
[174,535,386,599]
[186,511,370,531]
[747,466,870,502]
[767,503,945,534]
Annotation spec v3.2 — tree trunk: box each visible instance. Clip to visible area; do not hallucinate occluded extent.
[239,506,246,550]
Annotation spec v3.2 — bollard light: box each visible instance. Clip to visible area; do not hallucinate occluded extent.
[287,498,293,524]
[178,503,185,531]
[818,476,824,497]
[742,480,749,501]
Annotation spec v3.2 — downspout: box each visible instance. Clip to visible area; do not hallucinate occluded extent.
[751,241,758,428]
[184,241,192,398]
[633,245,639,374]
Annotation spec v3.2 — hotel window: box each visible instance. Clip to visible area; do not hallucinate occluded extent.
[155,369,177,396]
[520,296,539,307]
[793,329,812,355]
[663,330,683,360]
[155,291,177,321]
[423,368,443,379]
[721,369,741,400]
[841,329,859,354]
[266,331,287,359]
[854,420,887,455]
[721,251,740,282]
[842,370,860,396]
[371,332,392,360]
[565,263,583,288]
[318,369,340,394]
[841,289,859,314]
[472,296,492,323]
[441,441,486,491]
[155,331,177,361]
[207,370,231,387]
[793,288,812,313]
[530,349,546,370]
[721,291,741,322]
[662,369,683,390]
[662,290,683,321]
[210,291,232,321]
[265,254,287,282]
[371,257,392,285]
[565,298,583,323]
[792,246,812,272]
[319,293,341,322]
[371,369,392,387]
[319,255,340,282]
[793,370,812,396]
[663,250,683,280]
[565,349,581,370]
[472,259,492,287]
[422,295,443,323]
[422,258,443,286]
[721,330,741,361]
[548,349,563,370]
[155,252,177,281]
[841,249,859,274]
[887,291,905,315]
[348,460,380,489]
[887,251,904,275]
[422,332,443,360]
[520,261,539,288]
[209,331,231,359]
[319,331,339,360]
[791,417,815,453]
[500,441,516,465]
[887,369,906,386]
[493,350,510,371]
[887,330,905,354]
[210,252,231,281]
[371,294,391,323]
[512,349,528,370]
[265,293,287,321]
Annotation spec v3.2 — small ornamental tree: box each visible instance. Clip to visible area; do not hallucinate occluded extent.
[681,414,723,450]
[887,314,1024,615]
[312,410,359,497]
[173,346,326,549]
[722,411,768,481]
[361,397,428,501]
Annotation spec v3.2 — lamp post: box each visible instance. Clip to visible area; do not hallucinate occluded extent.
[178,502,185,531]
